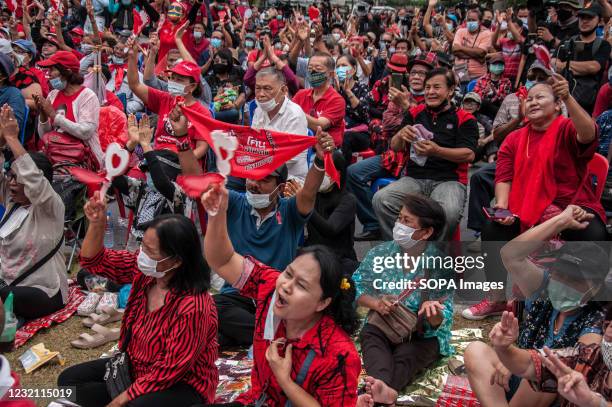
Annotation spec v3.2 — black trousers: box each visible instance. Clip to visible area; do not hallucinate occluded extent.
[57,358,203,407]
[0,286,64,321]
[467,162,496,233]
[342,131,371,165]
[360,323,440,392]
[214,292,255,348]
[481,207,609,291]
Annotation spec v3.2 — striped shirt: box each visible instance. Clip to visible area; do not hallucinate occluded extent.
[80,249,218,403]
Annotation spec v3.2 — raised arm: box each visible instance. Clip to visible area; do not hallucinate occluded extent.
[127,36,149,105]
[551,73,597,144]
[202,184,244,286]
[295,127,331,216]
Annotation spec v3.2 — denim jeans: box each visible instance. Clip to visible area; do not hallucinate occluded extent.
[346,155,393,232]
[372,177,467,240]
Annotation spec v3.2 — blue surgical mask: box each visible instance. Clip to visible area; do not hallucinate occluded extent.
[245,40,254,48]
[336,66,351,81]
[194,31,203,40]
[211,38,222,48]
[519,17,528,27]
[489,63,504,75]
[548,279,586,313]
[112,56,124,65]
[467,21,479,32]
[446,23,454,31]
[525,80,535,90]
[49,77,66,91]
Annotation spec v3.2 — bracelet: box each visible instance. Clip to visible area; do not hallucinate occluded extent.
[312,162,325,172]
[176,140,191,152]
[313,156,324,168]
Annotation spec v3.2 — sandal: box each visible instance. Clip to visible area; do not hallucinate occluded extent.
[71,324,120,349]
[82,307,124,328]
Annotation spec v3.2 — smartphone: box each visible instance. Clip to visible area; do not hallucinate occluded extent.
[390,73,403,90]
[482,207,514,220]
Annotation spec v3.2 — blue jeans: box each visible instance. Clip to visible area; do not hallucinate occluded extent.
[346,155,392,232]
[372,177,467,240]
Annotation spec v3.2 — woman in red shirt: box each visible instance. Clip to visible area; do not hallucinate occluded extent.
[468,73,608,320]
[57,192,218,407]
[202,175,362,406]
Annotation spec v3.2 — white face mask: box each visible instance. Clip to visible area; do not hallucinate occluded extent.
[246,185,280,209]
[137,248,173,278]
[256,93,281,112]
[13,53,26,67]
[601,338,612,371]
[167,80,187,97]
[392,222,421,249]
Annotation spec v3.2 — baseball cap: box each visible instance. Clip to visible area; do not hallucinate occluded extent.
[387,53,408,73]
[269,164,288,184]
[409,52,436,70]
[488,54,505,64]
[71,27,85,37]
[42,34,60,47]
[528,60,552,76]
[12,39,36,57]
[463,92,481,104]
[37,50,81,73]
[168,61,201,83]
[578,3,602,18]
[557,0,582,9]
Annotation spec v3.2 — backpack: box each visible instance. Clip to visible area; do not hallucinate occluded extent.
[562,36,608,109]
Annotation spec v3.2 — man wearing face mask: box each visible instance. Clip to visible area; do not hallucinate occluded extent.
[538,0,581,51]
[465,206,610,405]
[251,68,309,183]
[552,3,610,115]
[0,53,25,135]
[213,130,334,348]
[104,42,144,114]
[453,8,493,88]
[293,52,346,147]
[472,54,513,119]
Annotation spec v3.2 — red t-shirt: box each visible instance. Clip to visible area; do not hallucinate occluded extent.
[496,116,605,222]
[268,19,285,37]
[293,86,346,146]
[30,67,49,97]
[184,31,209,61]
[234,256,361,407]
[592,83,612,119]
[145,87,211,152]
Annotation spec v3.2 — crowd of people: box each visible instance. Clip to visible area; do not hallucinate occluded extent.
[0,0,611,405]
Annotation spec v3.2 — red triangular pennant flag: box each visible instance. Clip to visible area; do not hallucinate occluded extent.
[180,105,340,185]
[176,173,226,199]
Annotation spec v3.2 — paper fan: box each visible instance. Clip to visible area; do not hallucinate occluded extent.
[176,173,226,199]
[533,44,552,71]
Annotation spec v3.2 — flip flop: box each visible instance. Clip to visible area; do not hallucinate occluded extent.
[82,308,124,328]
[71,324,120,349]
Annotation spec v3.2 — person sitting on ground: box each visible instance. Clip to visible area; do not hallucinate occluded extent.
[58,193,218,407]
[472,74,608,321]
[202,182,361,407]
[464,205,609,407]
[213,129,334,349]
[354,193,455,407]
[473,54,513,119]
[488,308,612,407]
[0,104,67,323]
[127,38,210,160]
[373,68,479,240]
[251,67,309,184]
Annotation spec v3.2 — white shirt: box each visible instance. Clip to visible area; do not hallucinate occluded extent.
[251,97,310,184]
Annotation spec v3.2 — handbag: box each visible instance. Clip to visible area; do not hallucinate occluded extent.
[366,276,426,345]
[104,325,132,399]
[41,131,99,171]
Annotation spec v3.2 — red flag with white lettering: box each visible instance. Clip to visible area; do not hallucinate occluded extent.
[180,104,340,185]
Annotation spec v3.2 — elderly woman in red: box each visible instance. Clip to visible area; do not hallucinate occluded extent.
[57,192,218,407]
[202,169,361,406]
[473,73,608,318]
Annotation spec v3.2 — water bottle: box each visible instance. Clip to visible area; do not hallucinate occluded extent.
[0,292,16,352]
[104,211,115,249]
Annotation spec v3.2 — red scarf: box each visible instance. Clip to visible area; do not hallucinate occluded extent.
[108,64,127,91]
[179,102,340,185]
[508,115,564,228]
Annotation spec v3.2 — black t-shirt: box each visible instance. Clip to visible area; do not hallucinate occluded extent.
[564,38,611,81]
[400,106,479,181]
[549,20,580,45]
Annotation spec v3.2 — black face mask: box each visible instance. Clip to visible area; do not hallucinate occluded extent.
[482,19,492,28]
[213,63,230,74]
[580,26,597,36]
[557,8,574,22]
[427,99,449,113]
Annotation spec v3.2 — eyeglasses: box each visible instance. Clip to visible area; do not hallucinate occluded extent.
[410,70,428,77]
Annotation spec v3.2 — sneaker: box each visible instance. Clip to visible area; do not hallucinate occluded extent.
[96,292,118,314]
[461,299,507,320]
[78,292,101,317]
[467,237,481,253]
